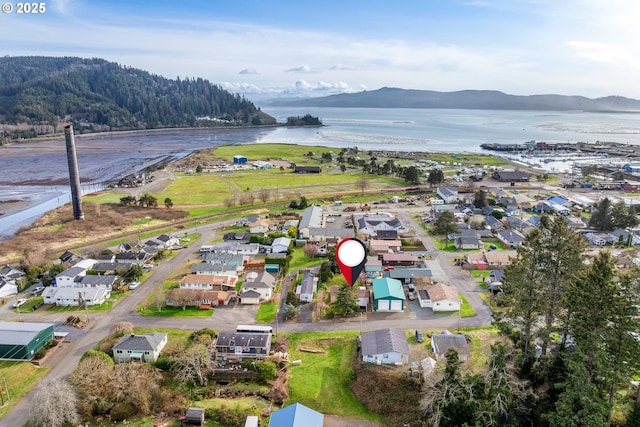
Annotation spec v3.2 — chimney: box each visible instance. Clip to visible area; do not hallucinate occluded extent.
[64,125,85,220]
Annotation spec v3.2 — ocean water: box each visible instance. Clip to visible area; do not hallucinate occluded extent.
[2,107,640,236]
[261,107,640,152]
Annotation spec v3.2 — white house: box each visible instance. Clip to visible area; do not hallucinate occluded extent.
[361,328,410,365]
[55,259,96,287]
[112,333,168,363]
[271,237,292,254]
[42,286,110,306]
[299,205,323,239]
[355,213,408,236]
[179,274,238,291]
[418,284,461,312]
[436,187,460,204]
[298,272,316,303]
[239,290,261,305]
[0,278,18,298]
[249,219,270,234]
[240,282,272,302]
[211,242,260,255]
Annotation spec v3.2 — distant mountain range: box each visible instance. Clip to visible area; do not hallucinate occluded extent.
[267,87,640,112]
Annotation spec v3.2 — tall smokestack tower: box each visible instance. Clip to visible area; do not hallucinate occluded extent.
[64,124,85,220]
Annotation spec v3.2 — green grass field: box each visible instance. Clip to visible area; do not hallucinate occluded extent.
[0,361,50,418]
[286,331,381,422]
[255,302,277,323]
[213,143,335,164]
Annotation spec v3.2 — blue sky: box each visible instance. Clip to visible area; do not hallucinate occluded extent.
[2,0,640,101]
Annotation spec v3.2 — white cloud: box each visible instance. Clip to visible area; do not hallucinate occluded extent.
[239,68,258,75]
[285,65,315,73]
[567,41,636,65]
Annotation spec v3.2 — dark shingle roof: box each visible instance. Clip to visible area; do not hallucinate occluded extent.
[113,333,167,352]
[361,328,409,356]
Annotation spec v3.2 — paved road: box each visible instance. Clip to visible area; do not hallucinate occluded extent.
[1,211,493,426]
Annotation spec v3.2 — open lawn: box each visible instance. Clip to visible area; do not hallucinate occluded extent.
[255,302,277,323]
[213,143,335,164]
[0,361,50,418]
[138,305,214,318]
[289,247,325,270]
[287,331,381,422]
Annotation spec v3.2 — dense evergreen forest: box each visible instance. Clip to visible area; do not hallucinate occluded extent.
[0,56,277,143]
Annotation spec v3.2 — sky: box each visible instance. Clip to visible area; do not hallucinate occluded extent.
[2,0,640,101]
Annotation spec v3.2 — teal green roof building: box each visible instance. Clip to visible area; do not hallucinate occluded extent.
[372,277,405,311]
[0,321,54,360]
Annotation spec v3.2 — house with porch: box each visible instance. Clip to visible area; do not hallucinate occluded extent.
[179,274,238,291]
[418,284,461,312]
[240,282,272,303]
[42,286,110,306]
[214,332,272,361]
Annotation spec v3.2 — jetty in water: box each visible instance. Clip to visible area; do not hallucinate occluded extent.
[481,140,640,159]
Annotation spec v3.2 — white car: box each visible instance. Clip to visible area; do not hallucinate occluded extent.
[13,298,28,308]
[30,286,45,296]
[128,281,140,290]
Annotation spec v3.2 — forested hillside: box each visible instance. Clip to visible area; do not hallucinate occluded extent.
[0,56,276,142]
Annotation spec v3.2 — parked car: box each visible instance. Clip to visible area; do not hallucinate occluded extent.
[13,298,28,308]
[143,264,154,269]
[415,330,424,343]
[128,281,140,290]
[408,292,416,301]
[30,286,45,296]
[489,244,497,250]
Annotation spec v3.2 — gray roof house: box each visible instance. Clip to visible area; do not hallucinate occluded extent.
[299,205,323,239]
[431,331,471,361]
[112,333,168,363]
[436,187,459,204]
[215,332,272,361]
[79,275,119,289]
[299,272,316,303]
[361,328,410,365]
[497,230,525,248]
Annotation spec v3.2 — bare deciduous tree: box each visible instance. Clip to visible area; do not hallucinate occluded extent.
[355,176,370,195]
[30,378,79,427]
[111,321,134,335]
[170,288,195,310]
[259,187,271,203]
[151,287,166,312]
[303,243,319,259]
[170,343,214,386]
[224,198,235,208]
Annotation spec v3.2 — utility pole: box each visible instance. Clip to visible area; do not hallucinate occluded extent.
[78,291,89,324]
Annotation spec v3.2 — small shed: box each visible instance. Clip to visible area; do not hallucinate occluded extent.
[185,407,205,425]
[233,155,248,164]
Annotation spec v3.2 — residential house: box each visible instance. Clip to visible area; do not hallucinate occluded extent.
[387,268,433,285]
[249,219,270,234]
[298,205,323,239]
[360,328,410,365]
[0,278,18,298]
[210,242,260,255]
[418,284,461,312]
[59,250,79,266]
[55,261,95,287]
[381,253,419,267]
[156,234,181,248]
[112,333,168,363]
[436,187,460,204]
[271,237,292,254]
[485,269,504,285]
[431,331,471,361]
[609,229,640,246]
[201,252,246,267]
[222,232,253,243]
[454,229,483,250]
[372,277,405,311]
[356,213,408,236]
[365,258,383,279]
[267,402,324,427]
[245,270,276,289]
[214,332,272,361]
[166,289,232,308]
[374,230,399,240]
[369,239,402,254]
[42,286,110,306]
[484,216,504,232]
[504,207,520,217]
[191,262,240,277]
[305,227,354,243]
[298,272,316,303]
[585,232,613,246]
[91,262,129,275]
[179,274,238,291]
[505,216,527,230]
[484,252,515,267]
[114,252,153,265]
[78,275,119,290]
[497,230,525,248]
[240,282,272,303]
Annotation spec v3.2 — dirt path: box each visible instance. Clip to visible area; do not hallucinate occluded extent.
[324,415,386,427]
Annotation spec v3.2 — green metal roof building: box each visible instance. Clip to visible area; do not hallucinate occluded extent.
[372,277,406,311]
[0,321,54,360]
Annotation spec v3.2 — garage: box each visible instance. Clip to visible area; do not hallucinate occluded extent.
[390,300,403,311]
[372,277,405,312]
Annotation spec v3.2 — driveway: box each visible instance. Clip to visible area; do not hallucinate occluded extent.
[210,302,259,326]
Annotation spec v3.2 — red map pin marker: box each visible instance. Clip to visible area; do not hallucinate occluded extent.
[336,238,367,287]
